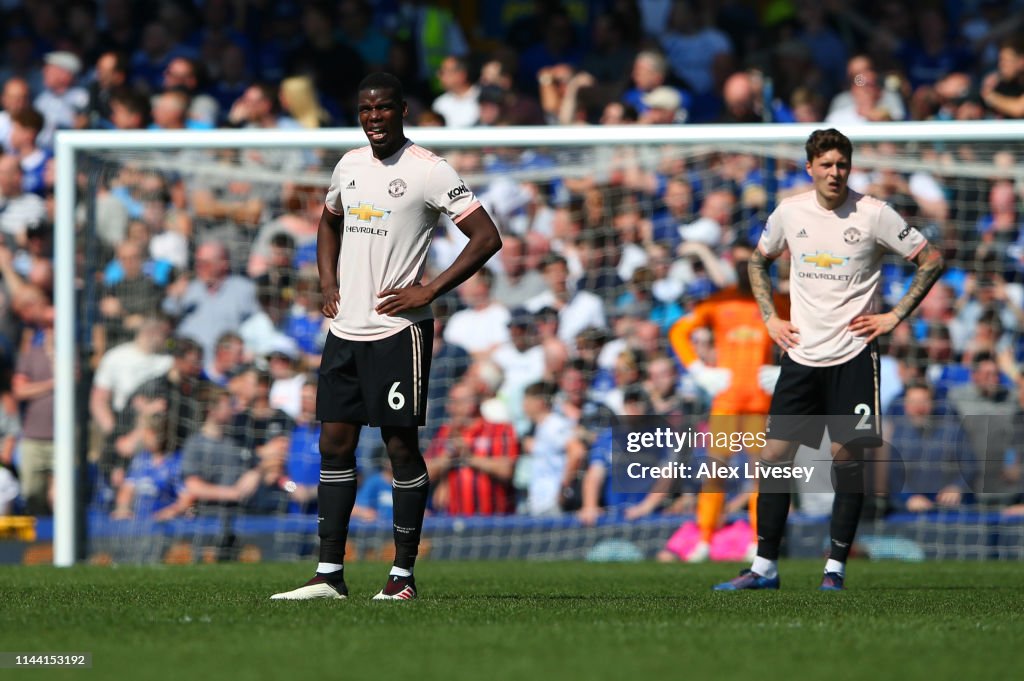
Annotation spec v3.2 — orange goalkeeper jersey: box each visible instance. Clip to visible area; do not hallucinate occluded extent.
[668,288,788,415]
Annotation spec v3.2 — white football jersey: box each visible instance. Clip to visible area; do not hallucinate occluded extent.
[758,189,927,366]
[324,140,482,340]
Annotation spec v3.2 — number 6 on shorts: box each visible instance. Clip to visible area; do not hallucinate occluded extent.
[388,381,405,410]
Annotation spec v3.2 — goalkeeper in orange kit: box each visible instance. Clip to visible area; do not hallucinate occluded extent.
[667,242,786,562]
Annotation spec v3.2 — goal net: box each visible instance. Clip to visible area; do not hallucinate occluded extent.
[45,122,1024,565]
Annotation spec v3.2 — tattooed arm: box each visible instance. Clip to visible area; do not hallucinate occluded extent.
[749,249,800,350]
[849,243,945,342]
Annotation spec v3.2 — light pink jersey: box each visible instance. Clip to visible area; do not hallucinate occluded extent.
[758,189,927,366]
[324,140,482,340]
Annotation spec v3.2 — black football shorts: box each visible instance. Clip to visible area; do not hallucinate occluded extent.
[765,343,882,449]
[317,321,433,427]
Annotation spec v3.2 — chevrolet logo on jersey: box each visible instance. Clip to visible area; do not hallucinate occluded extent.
[348,203,388,221]
[802,252,848,269]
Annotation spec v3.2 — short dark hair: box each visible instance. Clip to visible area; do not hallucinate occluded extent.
[12,107,43,133]
[805,128,853,163]
[358,71,404,102]
[903,379,933,397]
[170,336,202,360]
[539,252,567,271]
[524,381,557,401]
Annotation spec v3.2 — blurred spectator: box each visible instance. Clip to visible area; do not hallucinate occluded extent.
[284,271,328,365]
[491,232,547,309]
[279,76,330,129]
[251,232,297,302]
[678,189,735,249]
[652,176,694,248]
[0,77,31,154]
[644,354,693,416]
[522,380,575,515]
[425,300,472,440]
[110,413,189,521]
[525,253,607,345]
[287,2,366,114]
[228,368,294,474]
[794,0,847,95]
[897,7,973,92]
[8,108,49,197]
[130,23,191,94]
[574,227,624,306]
[827,55,906,122]
[621,50,686,120]
[0,155,46,245]
[352,456,395,521]
[238,290,300,360]
[281,378,321,512]
[149,89,191,130]
[580,9,637,84]
[982,35,1024,118]
[432,55,479,128]
[443,269,509,356]
[338,0,391,71]
[0,28,42,95]
[84,51,129,128]
[577,386,675,526]
[884,380,976,513]
[11,286,54,515]
[639,86,685,125]
[34,51,89,149]
[658,0,733,120]
[89,316,174,463]
[127,336,208,456]
[267,348,304,420]
[204,331,245,387]
[718,71,761,124]
[162,240,259,362]
[493,308,546,433]
[789,86,826,123]
[162,56,219,128]
[519,8,583,91]
[109,87,150,130]
[826,68,898,124]
[949,352,1019,501]
[180,385,275,512]
[425,381,519,515]
[209,43,251,115]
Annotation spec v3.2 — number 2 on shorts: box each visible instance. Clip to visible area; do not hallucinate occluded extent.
[854,403,872,430]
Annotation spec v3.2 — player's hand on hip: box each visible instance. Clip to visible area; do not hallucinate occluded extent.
[766,315,799,351]
[849,311,899,342]
[321,286,340,318]
[758,364,781,394]
[376,283,433,315]
[689,360,732,397]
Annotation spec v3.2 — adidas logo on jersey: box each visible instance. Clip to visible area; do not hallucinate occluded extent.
[796,228,808,238]
[347,179,356,189]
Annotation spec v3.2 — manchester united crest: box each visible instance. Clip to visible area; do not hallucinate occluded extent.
[388,178,407,197]
[843,227,862,244]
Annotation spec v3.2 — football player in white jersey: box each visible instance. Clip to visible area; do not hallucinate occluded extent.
[715,129,944,591]
[272,72,501,601]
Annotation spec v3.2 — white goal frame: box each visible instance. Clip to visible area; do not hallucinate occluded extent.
[53,120,1024,565]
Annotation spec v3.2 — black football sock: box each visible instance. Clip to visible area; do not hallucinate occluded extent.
[829,460,865,563]
[391,458,429,571]
[755,462,793,561]
[317,465,357,566]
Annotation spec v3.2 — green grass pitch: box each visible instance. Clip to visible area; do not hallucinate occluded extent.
[3,560,1022,681]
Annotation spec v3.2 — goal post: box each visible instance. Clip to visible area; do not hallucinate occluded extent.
[53,120,1024,566]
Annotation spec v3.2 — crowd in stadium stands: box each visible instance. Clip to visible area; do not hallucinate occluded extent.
[2,0,1024,531]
